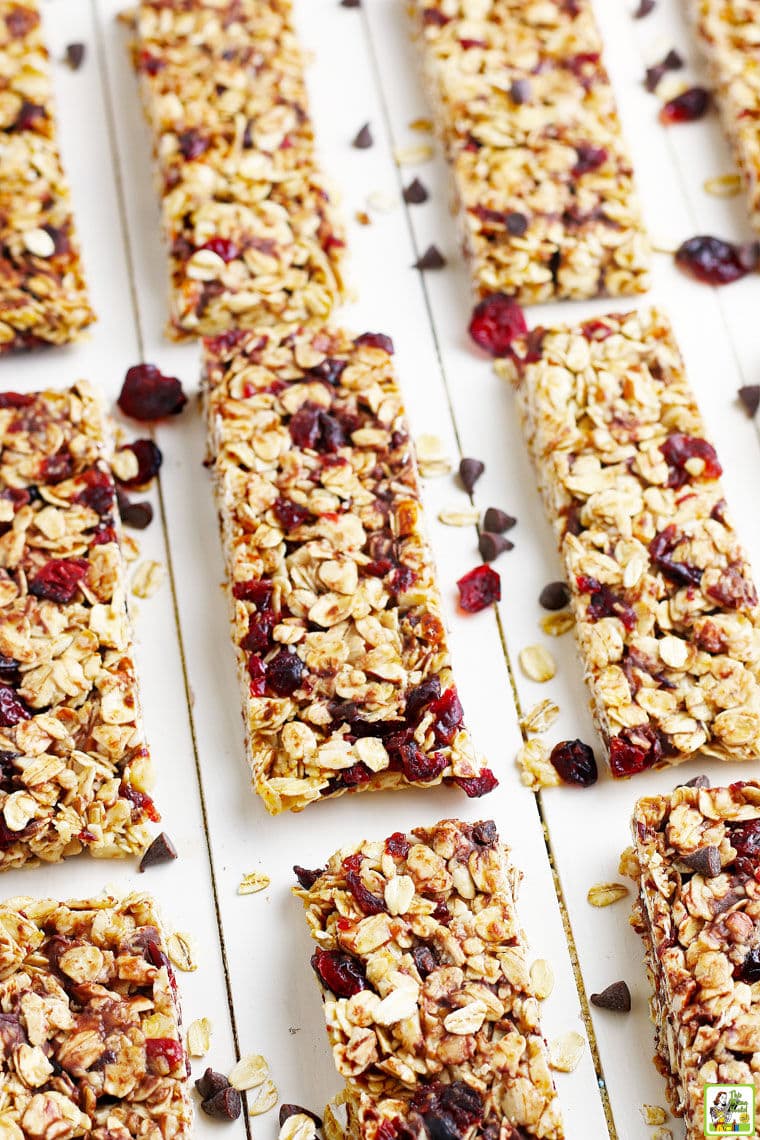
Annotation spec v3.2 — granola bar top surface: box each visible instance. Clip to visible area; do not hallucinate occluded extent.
[202,325,495,815]
[131,0,346,340]
[632,782,760,1132]
[410,0,651,303]
[295,818,563,1140]
[0,381,156,869]
[0,891,191,1140]
[693,0,760,232]
[0,1,95,353]
[500,306,760,777]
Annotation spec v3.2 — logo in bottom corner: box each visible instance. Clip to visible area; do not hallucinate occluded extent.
[704,1084,754,1135]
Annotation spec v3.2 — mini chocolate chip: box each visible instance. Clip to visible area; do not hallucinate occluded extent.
[682,845,721,878]
[120,498,154,530]
[279,1106,323,1129]
[293,865,324,889]
[403,177,429,204]
[64,43,86,70]
[352,122,373,149]
[483,507,516,533]
[739,385,760,417]
[472,819,497,846]
[479,532,513,562]
[505,212,528,236]
[683,774,711,789]
[712,890,744,915]
[459,457,484,493]
[634,0,655,15]
[202,1087,241,1121]
[195,1069,229,1100]
[644,47,683,92]
[663,48,684,69]
[414,244,446,270]
[510,78,531,104]
[539,581,571,611]
[590,980,631,1012]
[341,0,360,6]
[139,831,178,872]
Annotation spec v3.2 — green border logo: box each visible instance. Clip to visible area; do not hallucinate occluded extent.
[704,1084,755,1135]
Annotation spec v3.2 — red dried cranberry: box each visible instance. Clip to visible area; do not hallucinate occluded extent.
[0,392,34,408]
[336,762,372,787]
[400,743,448,783]
[429,687,464,745]
[240,610,276,654]
[572,144,608,175]
[266,649,304,696]
[273,497,312,531]
[422,7,450,24]
[729,819,760,861]
[177,130,209,160]
[138,50,164,74]
[345,871,387,915]
[457,565,501,613]
[75,468,114,517]
[405,678,442,724]
[146,1038,184,1072]
[412,945,438,977]
[576,577,636,631]
[29,558,89,604]
[738,947,760,983]
[118,364,187,421]
[311,948,366,998]
[385,832,410,858]
[120,783,161,822]
[293,865,324,889]
[608,726,662,776]
[354,332,395,354]
[13,101,46,131]
[289,404,345,453]
[92,524,117,546]
[415,1081,484,1140]
[40,453,73,484]
[0,686,31,728]
[659,86,710,124]
[675,235,759,285]
[232,579,273,607]
[200,237,239,262]
[247,656,267,696]
[6,6,39,37]
[649,525,703,586]
[308,358,347,385]
[550,739,598,787]
[468,294,527,357]
[660,433,722,488]
[454,769,498,797]
[115,440,163,488]
[705,564,758,609]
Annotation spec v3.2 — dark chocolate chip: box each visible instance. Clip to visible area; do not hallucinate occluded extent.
[341,0,361,6]
[739,385,760,417]
[683,774,710,789]
[644,48,683,92]
[64,43,86,70]
[539,581,571,611]
[472,819,497,846]
[682,845,721,878]
[195,1069,229,1100]
[414,244,446,270]
[510,78,531,104]
[590,980,631,1012]
[202,1087,241,1121]
[478,532,513,562]
[633,0,656,16]
[403,177,429,204]
[139,831,178,872]
[119,497,154,530]
[711,890,744,915]
[505,212,528,236]
[352,123,373,149]
[293,865,324,889]
[663,49,685,69]
[279,1106,324,1129]
[459,457,484,493]
[483,507,516,533]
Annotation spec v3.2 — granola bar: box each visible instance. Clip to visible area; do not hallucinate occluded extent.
[0,382,156,869]
[202,325,495,814]
[410,0,651,303]
[129,0,346,340]
[500,306,760,776]
[294,817,564,1140]
[0,890,192,1140]
[692,1,760,232]
[0,1,95,353]
[631,782,760,1135]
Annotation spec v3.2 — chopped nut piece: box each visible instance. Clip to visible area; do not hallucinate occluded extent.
[516,740,560,791]
[520,699,560,735]
[132,558,165,599]
[167,931,197,972]
[187,1017,212,1057]
[238,871,271,895]
[228,1053,269,1091]
[641,1105,667,1126]
[618,846,640,879]
[587,882,629,908]
[530,959,555,1000]
[518,644,556,683]
[548,1031,585,1073]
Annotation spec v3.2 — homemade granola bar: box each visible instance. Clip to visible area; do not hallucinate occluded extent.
[0,382,156,869]
[202,325,495,814]
[631,782,760,1135]
[0,891,192,1140]
[410,0,651,303]
[692,1,760,232]
[500,306,760,776]
[129,0,345,339]
[0,1,95,353]
[294,817,563,1140]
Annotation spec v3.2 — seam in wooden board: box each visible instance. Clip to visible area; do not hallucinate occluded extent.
[353,5,617,1137]
[90,7,250,1130]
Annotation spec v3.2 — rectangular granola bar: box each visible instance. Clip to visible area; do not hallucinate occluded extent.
[0,382,156,869]
[631,782,760,1135]
[0,2,95,352]
[130,0,346,339]
[294,817,564,1140]
[202,326,496,814]
[0,891,192,1140]
[692,0,760,232]
[410,0,651,303]
[500,306,760,776]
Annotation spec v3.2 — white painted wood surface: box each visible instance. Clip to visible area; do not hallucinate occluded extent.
[5,1,760,1136]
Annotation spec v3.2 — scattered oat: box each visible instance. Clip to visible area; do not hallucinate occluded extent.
[393,142,434,165]
[416,433,452,476]
[540,610,575,637]
[248,1078,279,1116]
[703,172,742,197]
[131,559,165,599]
[239,871,271,895]
[530,959,554,1000]
[121,532,140,562]
[587,882,629,908]
[641,1105,668,1126]
[228,1053,269,1091]
[516,739,559,791]
[652,1130,673,1140]
[438,505,480,527]
[409,117,433,132]
[166,931,197,972]
[548,1031,585,1073]
[367,190,396,212]
[355,210,371,226]
[280,1114,317,1140]
[520,699,560,735]
[519,643,556,683]
[619,845,640,879]
[187,1017,212,1057]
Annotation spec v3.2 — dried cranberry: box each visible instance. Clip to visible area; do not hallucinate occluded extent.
[0,686,31,728]
[400,743,448,783]
[247,655,267,695]
[550,739,598,787]
[29,558,89,604]
[454,769,498,797]
[572,144,608,176]
[266,649,304,696]
[405,678,441,725]
[177,130,209,160]
[308,358,347,385]
[660,433,722,488]
[729,819,760,861]
[232,579,273,607]
[457,565,501,612]
[311,948,366,998]
[145,1038,184,1071]
[429,687,464,745]
[115,440,163,488]
[422,7,450,24]
[472,819,497,845]
[118,364,187,421]
[649,525,703,586]
[120,783,160,822]
[385,832,410,858]
[415,1081,484,1140]
[92,524,117,547]
[705,564,758,610]
[289,404,345,452]
[659,86,710,124]
[5,6,39,37]
[40,453,73,483]
[75,468,114,516]
[412,945,438,978]
[240,610,276,654]
[608,726,662,777]
[675,235,759,285]
[13,101,46,131]
[0,392,34,408]
[345,871,387,915]
[576,577,636,630]
[468,294,527,357]
[201,237,240,263]
[273,497,312,531]
[738,947,760,983]
[293,865,324,889]
[354,332,395,354]
[336,762,372,787]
